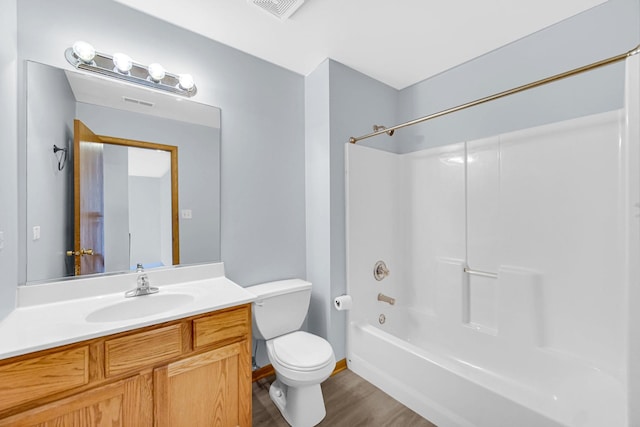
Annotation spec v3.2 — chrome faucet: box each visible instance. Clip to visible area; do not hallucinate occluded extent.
[125,264,159,297]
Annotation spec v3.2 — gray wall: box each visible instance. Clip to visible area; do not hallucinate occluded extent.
[159,172,172,266]
[0,0,18,319]
[305,60,398,359]
[128,176,165,266]
[103,144,130,272]
[393,0,640,154]
[26,63,75,282]
[16,0,306,289]
[305,60,331,346]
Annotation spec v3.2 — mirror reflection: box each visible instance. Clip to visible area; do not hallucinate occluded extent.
[26,61,221,284]
[72,120,179,276]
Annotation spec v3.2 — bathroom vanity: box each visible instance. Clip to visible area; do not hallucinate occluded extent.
[0,263,254,426]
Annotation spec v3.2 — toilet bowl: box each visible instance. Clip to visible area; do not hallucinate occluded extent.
[248,279,336,427]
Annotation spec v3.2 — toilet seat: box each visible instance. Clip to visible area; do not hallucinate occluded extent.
[270,331,334,371]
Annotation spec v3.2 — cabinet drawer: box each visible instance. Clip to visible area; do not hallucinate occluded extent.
[0,347,89,412]
[105,324,183,377]
[193,305,249,350]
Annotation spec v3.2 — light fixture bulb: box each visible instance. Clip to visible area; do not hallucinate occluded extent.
[147,63,166,82]
[72,41,95,63]
[113,52,133,74]
[178,74,195,91]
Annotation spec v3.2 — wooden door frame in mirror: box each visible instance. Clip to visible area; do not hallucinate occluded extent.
[73,119,180,273]
[97,134,180,267]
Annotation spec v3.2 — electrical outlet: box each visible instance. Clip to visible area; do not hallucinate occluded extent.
[33,226,41,240]
[0,231,4,251]
[181,209,193,219]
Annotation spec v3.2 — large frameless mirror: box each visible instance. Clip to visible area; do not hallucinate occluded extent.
[24,61,221,284]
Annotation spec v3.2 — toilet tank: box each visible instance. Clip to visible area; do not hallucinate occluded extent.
[248,279,312,340]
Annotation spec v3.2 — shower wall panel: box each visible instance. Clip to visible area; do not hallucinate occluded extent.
[345,144,404,323]
[402,143,466,316]
[497,110,625,375]
[396,109,626,374]
[467,137,501,332]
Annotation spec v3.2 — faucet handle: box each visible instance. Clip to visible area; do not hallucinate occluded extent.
[125,265,157,297]
[137,274,149,288]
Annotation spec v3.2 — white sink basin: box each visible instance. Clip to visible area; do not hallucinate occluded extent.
[86,293,195,323]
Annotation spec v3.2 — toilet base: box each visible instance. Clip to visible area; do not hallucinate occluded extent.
[269,379,327,427]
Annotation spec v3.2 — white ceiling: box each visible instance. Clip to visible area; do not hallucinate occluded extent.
[114,0,606,90]
[128,146,171,178]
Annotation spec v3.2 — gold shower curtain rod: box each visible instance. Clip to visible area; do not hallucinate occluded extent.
[349,44,640,144]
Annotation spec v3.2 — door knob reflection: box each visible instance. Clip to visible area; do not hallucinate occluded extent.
[66,248,95,256]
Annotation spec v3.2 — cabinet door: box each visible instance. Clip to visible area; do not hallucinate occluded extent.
[0,375,151,427]
[154,341,251,427]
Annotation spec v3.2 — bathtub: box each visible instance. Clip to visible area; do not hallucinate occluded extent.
[347,308,624,427]
[345,107,634,427]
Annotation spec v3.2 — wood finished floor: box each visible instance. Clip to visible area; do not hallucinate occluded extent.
[252,369,437,427]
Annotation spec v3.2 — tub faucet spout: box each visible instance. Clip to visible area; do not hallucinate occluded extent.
[377,293,395,305]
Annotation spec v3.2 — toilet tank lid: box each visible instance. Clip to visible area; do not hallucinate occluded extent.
[247,279,311,299]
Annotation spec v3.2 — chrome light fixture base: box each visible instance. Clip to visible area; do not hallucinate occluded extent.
[248,0,305,20]
[65,46,197,97]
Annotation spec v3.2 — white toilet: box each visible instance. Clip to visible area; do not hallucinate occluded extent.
[249,279,335,427]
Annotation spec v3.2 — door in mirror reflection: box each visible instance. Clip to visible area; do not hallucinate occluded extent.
[74,120,104,275]
[71,119,179,276]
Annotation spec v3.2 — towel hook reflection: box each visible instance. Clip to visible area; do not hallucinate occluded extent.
[53,144,68,171]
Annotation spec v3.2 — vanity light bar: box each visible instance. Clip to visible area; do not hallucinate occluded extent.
[64,41,197,97]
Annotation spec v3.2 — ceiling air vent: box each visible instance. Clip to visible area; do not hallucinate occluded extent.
[123,96,154,108]
[248,0,305,20]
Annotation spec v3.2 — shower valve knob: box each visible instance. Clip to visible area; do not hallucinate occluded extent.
[373,260,390,281]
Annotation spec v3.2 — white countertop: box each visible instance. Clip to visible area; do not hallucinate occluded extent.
[0,263,256,360]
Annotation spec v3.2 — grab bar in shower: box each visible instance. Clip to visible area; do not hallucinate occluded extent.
[463,267,498,279]
[377,293,396,305]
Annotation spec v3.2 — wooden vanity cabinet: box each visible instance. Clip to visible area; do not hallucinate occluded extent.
[0,304,252,427]
[155,341,250,426]
[0,375,151,427]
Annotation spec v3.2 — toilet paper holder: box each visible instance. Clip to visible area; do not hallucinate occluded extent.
[334,295,353,311]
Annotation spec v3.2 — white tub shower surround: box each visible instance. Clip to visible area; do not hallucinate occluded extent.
[346,59,640,427]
